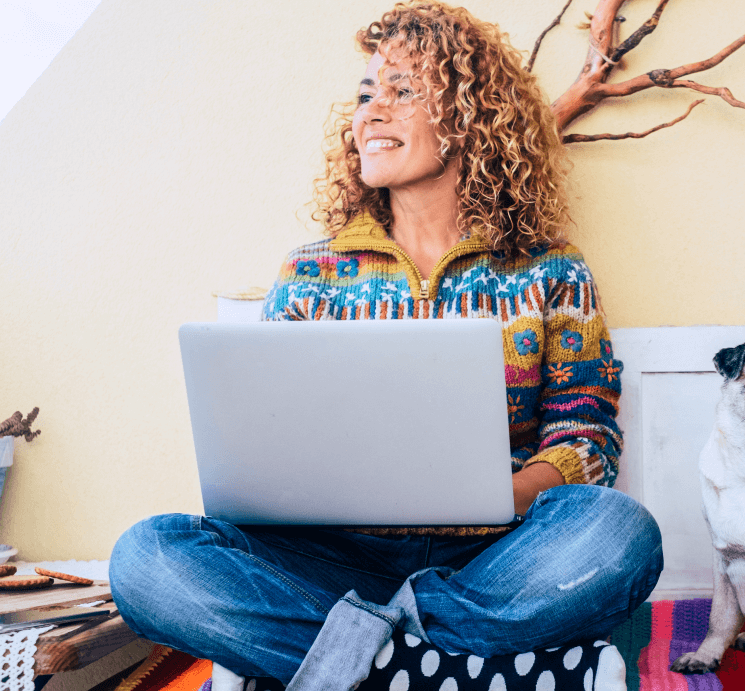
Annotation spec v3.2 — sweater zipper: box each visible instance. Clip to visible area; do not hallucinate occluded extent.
[335,237,487,301]
[419,280,429,300]
[393,242,484,300]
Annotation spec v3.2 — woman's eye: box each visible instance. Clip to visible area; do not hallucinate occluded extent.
[356,87,414,106]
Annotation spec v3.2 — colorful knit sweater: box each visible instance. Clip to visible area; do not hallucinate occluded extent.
[262,215,623,523]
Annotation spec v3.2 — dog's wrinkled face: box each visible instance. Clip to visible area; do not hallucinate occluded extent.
[714,342,745,420]
[714,343,745,381]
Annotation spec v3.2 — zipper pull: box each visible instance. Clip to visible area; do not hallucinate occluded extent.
[419,279,429,300]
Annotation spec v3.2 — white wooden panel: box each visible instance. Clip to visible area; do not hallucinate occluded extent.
[641,372,719,597]
[610,325,745,599]
[611,326,745,373]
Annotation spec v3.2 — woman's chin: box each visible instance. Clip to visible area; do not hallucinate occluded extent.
[360,172,392,190]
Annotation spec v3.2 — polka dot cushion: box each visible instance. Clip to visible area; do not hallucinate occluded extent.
[241,680,285,691]
[356,628,626,691]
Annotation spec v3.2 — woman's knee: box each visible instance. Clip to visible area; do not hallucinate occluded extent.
[531,484,660,542]
[530,484,663,593]
[603,488,664,602]
[109,513,198,628]
[430,487,663,650]
[110,514,193,576]
[578,486,661,567]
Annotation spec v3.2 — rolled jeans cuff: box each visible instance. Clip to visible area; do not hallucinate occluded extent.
[286,567,450,691]
[286,591,400,691]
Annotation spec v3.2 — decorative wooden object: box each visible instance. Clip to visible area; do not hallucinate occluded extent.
[0,580,112,614]
[35,605,140,676]
[530,0,745,142]
[0,408,40,442]
[0,580,141,677]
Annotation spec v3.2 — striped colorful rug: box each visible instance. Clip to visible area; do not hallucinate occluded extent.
[111,645,283,691]
[114,600,745,691]
[610,599,745,690]
[113,644,212,691]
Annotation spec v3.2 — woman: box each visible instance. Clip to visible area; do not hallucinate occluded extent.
[110,3,663,690]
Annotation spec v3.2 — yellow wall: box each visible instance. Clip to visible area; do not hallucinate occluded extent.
[1,0,743,559]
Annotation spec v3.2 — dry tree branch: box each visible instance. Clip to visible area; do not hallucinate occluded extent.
[669,81,745,109]
[601,32,745,99]
[579,0,626,80]
[528,0,574,73]
[551,0,628,132]
[549,0,745,143]
[668,30,745,79]
[610,0,670,63]
[564,98,704,143]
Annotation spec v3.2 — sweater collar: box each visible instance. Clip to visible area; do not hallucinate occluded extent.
[328,214,392,250]
[329,214,493,301]
[329,213,491,253]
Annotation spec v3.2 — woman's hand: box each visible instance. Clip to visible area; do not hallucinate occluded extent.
[512,461,566,516]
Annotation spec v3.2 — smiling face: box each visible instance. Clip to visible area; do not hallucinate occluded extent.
[352,51,456,195]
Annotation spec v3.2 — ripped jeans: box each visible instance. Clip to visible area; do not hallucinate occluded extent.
[109,485,663,690]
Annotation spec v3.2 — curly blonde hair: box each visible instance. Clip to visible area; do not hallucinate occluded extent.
[312,1,571,258]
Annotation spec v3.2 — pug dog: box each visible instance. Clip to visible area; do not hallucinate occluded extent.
[671,343,745,674]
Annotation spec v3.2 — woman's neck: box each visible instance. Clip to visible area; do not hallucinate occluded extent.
[388,166,462,273]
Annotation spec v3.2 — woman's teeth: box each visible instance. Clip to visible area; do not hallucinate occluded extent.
[366,139,403,151]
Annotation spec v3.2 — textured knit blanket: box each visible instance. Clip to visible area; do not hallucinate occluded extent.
[610,599,745,690]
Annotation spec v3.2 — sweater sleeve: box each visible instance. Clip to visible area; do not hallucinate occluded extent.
[525,256,623,487]
[261,256,306,322]
[261,240,346,321]
[261,251,322,321]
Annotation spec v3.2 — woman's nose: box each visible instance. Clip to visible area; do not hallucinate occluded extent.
[364,92,392,123]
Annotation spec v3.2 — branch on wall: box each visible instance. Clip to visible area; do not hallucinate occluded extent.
[668,81,745,110]
[563,98,704,143]
[527,0,574,72]
[533,0,745,143]
[609,0,669,63]
[600,33,745,103]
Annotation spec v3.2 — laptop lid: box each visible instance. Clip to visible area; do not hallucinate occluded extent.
[179,319,514,526]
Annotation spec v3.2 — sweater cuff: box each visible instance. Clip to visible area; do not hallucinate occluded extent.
[525,446,585,485]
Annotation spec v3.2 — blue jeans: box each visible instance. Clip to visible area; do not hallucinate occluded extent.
[109,485,662,690]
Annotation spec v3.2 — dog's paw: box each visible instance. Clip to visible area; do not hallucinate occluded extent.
[670,652,721,674]
[734,633,745,652]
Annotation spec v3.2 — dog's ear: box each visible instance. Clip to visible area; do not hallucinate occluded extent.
[713,343,745,381]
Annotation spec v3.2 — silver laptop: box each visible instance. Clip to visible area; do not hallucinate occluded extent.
[179,319,514,526]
